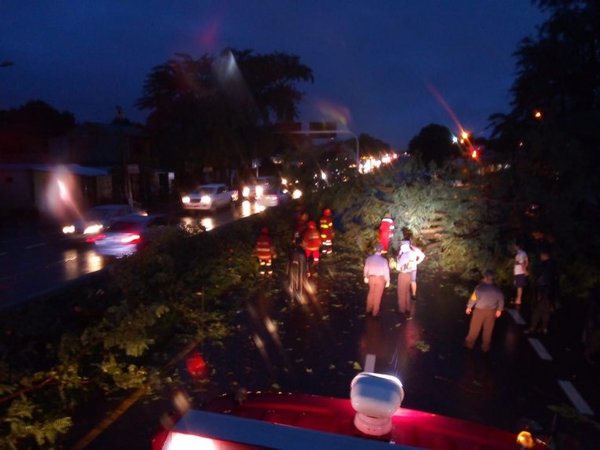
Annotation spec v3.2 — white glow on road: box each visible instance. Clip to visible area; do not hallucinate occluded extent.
[527,338,552,361]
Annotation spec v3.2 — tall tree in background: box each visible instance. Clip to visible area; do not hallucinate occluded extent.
[0,100,75,162]
[136,49,313,183]
[408,123,461,167]
[490,0,600,213]
[488,0,600,300]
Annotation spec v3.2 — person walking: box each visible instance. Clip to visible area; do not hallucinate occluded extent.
[363,244,390,317]
[526,247,557,335]
[464,269,505,352]
[513,241,529,305]
[254,227,275,277]
[378,212,395,254]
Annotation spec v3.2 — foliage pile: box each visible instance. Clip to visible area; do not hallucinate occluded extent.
[306,159,509,281]
[0,209,286,449]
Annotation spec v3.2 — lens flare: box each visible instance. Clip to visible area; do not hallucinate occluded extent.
[314,99,351,128]
[426,83,466,133]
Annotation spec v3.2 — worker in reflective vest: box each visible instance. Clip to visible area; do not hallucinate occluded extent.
[302,221,322,265]
[319,208,334,255]
[378,212,394,254]
[255,227,274,276]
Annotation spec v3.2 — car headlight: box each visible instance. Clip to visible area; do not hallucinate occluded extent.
[62,225,75,234]
[242,186,250,197]
[292,189,303,199]
[84,224,103,235]
[182,196,191,204]
[200,195,212,204]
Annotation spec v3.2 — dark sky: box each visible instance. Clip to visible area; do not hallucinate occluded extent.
[1,1,544,148]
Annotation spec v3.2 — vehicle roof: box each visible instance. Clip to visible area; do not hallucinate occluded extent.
[156,392,527,450]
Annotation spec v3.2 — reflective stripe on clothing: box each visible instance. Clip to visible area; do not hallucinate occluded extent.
[256,235,273,260]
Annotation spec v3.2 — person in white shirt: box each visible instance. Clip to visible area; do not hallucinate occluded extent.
[363,244,390,317]
[513,241,529,305]
[396,240,425,318]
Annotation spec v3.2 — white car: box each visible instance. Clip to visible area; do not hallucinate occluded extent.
[62,203,147,241]
[90,214,169,258]
[181,184,234,212]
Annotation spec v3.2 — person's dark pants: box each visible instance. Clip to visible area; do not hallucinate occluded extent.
[530,288,552,331]
[465,308,496,352]
[367,275,386,316]
[397,272,412,315]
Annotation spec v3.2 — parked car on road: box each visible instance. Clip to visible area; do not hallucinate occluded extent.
[61,203,147,241]
[89,214,169,258]
[181,184,234,212]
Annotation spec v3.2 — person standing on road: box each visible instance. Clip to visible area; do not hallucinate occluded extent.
[513,241,529,305]
[396,241,416,318]
[378,212,395,254]
[363,243,390,317]
[294,211,309,242]
[396,240,425,318]
[526,247,557,335]
[319,208,334,255]
[255,227,274,277]
[287,237,308,301]
[302,220,322,269]
[464,269,504,352]
[407,240,425,300]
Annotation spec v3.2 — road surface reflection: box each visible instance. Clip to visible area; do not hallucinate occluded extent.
[0,201,265,307]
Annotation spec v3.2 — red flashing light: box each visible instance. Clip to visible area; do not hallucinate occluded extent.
[186,351,208,378]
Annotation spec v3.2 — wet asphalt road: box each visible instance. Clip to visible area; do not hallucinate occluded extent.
[78,255,600,449]
[0,201,265,308]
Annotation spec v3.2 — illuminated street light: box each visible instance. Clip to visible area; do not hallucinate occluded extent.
[533,110,543,120]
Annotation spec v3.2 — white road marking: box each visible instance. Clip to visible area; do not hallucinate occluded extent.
[25,243,45,250]
[527,338,553,361]
[505,308,526,325]
[558,380,594,415]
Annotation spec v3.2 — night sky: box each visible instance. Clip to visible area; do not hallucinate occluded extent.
[2,1,544,148]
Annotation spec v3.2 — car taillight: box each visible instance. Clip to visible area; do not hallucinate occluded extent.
[86,234,106,243]
[121,234,141,244]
